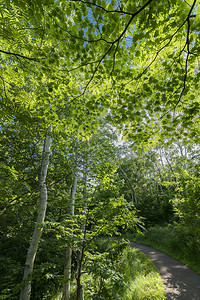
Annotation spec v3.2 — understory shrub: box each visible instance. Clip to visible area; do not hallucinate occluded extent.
[80,240,165,299]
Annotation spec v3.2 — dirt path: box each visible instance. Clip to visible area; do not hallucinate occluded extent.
[130,242,200,300]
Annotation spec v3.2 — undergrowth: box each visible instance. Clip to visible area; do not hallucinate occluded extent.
[52,239,166,299]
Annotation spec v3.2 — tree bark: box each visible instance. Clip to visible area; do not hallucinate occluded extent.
[76,163,87,300]
[20,126,52,300]
[62,247,72,300]
[164,149,174,173]
[177,143,187,169]
[158,148,164,168]
[119,166,137,204]
[76,247,84,300]
[62,175,77,300]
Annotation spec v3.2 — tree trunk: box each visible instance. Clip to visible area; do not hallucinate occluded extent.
[62,175,77,300]
[62,247,72,300]
[177,143,187,170]
[119,166,137,204]
[158,148,164,168]
[76,163,87,300]
[164,150,173,173]
[76,249,84,300]
[20,126,52,300]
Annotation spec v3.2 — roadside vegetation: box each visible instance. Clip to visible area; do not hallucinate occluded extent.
[127,225,200,276]
[53,239,166,300]
[125,160,200,276]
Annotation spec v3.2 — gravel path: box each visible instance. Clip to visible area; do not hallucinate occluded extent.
[130,242,200,300]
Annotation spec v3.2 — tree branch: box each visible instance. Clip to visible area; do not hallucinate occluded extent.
[48,172,73,188]
[72,0,154,97]
[113,0,154,44]
[123,0,197,88]
[73,43,114,99]
[111,40,120,78]
[173,6,193,111]
[0,172,73,214]
[0,49,39,62]
[160,0,196,120]
[57,24,114,44]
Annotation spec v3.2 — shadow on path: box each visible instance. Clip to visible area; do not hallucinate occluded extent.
[130,242,200,300]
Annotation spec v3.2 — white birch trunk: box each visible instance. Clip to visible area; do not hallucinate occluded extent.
[164,150,174,173]
[20,126,52,300]
[147,174,154,197]
[62,175,77,300]
[159,148,164,168]
[76,165,87,300]
[62,247,72,300]
[119,166,137,204]
[159,148,170,190]
[177,143,187,170]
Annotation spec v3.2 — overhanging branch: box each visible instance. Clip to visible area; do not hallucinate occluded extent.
[0,49,39,62]
[71,0,154,98]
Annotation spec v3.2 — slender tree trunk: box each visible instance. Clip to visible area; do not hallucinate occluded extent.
[159,148,164,168]
[62,247,72,300]
[133,189,137,204]
[147,173,153,196]
[156,183,161,199]
[150,160,163,195]
[177,143,187,170]
[20,126,52,300]
[62,175,77,300]
[164,150,173,173]
[76,247,85,300]
[76,163,87,300]
[159,148,170,191]
[119,166,137,204]
[184,146,187,158]
[177,142,184,157]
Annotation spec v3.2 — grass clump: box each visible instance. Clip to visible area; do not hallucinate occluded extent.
[118,247,165,300]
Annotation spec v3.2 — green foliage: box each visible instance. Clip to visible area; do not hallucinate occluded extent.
[1,0,200,142]
[81,240,165,299]
[117,148,175,227]
[82,240,129,299]
[1,0,200,299]
[131,225,200,275]
[172,166,200,233]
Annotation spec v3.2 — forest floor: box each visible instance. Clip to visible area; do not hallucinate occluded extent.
[130,242,200,300]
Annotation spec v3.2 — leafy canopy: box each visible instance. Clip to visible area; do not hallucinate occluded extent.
[1,0,199,144]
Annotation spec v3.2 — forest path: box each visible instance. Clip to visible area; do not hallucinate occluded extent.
[130,242,200,300]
